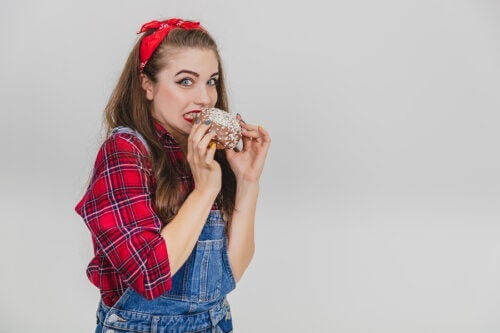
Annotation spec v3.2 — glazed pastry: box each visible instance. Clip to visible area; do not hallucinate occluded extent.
[196,107,242,149]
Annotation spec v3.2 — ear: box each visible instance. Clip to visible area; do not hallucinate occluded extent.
[140,73,154,101]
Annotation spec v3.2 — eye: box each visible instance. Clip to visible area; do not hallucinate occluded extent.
[208,78,219,86]
[177,78,193,86]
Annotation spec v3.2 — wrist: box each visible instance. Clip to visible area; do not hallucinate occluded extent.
[236,179,260,194]
[236,177,260,186]
[192,187,219,201]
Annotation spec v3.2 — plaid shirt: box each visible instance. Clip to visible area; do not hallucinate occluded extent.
[75,119,218,307]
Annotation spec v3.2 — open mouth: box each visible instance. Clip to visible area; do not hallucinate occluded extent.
[183,110,201,123]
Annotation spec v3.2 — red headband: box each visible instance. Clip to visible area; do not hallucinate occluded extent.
[137,18,206,72]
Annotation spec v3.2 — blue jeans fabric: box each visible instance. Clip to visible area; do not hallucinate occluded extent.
[94,206,236,332]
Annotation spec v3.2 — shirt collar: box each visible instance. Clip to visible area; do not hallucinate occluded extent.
[153,119,181,148]
[152,119,193,180]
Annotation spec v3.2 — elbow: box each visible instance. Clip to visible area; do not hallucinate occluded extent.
[127,254,173,301]
[130,275,173,301]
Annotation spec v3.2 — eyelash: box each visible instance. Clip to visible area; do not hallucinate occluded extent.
[177,77,219,86]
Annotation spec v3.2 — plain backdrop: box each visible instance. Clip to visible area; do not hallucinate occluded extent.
[1,0,500,332]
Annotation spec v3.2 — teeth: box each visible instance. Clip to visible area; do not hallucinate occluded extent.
[184,112,197,119]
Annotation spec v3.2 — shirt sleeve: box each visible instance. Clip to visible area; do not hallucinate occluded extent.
[74,133,172,300]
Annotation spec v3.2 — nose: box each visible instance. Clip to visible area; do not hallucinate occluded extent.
[194,85,211,107]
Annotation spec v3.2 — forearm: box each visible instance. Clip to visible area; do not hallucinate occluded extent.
[227,180,259,283]
[161,189,217,276]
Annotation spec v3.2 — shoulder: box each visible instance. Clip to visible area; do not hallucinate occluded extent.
[93,132,151,175]
[105,131,149,156]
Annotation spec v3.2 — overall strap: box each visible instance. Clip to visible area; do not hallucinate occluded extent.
[110,126,150,155]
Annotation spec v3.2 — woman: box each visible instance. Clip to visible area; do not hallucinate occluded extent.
[74,18,271,332]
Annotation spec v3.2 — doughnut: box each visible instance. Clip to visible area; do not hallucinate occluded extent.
[196,107,242,150]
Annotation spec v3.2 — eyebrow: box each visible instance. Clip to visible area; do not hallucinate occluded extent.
[175,70,219,77]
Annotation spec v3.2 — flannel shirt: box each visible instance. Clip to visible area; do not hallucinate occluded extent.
[75,119,218,307]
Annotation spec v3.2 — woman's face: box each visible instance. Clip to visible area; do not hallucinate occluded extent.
[141,47,219,144]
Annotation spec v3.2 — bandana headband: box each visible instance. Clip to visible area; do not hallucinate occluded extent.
[137,18,206,73]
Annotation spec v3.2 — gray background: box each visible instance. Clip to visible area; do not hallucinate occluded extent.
[1,0,499,332]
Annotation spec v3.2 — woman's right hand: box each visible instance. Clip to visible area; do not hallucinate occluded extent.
[187,117,222,198]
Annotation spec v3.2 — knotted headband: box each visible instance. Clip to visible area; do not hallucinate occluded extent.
[137,18,206,72]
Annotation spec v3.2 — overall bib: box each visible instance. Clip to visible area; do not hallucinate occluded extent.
[95,127,237,333]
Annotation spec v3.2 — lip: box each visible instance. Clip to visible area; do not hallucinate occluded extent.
[183,109,202,115]
[183,110,201,124]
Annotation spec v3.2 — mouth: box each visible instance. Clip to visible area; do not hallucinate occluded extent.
[183,110,201,123]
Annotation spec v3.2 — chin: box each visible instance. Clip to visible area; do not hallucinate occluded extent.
[183,123,194,135]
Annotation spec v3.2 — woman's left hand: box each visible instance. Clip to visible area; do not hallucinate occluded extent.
[224,114,271,183]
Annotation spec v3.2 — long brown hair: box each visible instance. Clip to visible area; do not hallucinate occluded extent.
[91,26,236,234]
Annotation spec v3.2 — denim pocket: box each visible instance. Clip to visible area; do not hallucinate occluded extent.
[160,238,224,303]
[222,238,237,290]
[195,238,224,302]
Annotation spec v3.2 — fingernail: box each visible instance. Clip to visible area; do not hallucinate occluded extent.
[195,118,201,124]
[204,119,211,125]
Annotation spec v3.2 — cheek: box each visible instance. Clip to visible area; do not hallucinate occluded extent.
[210,89,218,103]
[157,86,189,106]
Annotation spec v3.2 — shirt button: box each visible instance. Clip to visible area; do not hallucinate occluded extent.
[107,313,119,323]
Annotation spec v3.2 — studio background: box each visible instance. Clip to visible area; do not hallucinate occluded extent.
[1,0,499,332]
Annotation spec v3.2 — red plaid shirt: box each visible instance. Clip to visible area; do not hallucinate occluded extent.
[75,119,218,307]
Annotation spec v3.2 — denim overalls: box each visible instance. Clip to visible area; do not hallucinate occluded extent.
[95,127,237,333]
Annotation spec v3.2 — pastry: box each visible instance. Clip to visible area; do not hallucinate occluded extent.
[196,107,242,149]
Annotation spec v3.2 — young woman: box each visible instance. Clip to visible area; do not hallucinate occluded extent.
[74,18,271,332]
